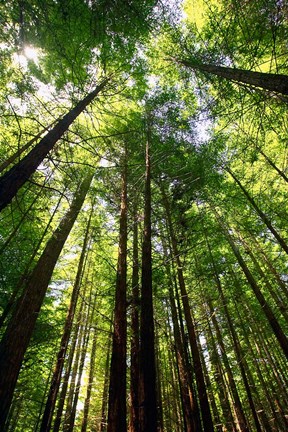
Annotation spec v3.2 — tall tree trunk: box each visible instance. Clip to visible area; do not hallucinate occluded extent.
[226,167,288,254]
[63,287,96,432]
[173,266,202,432]
[204,311,236,432]
[215,211,288,359]
[52,308,82,432]
[0,172,93,429]
[210,267,262,432]
[40,210,92,432]
[130,201,140,432]
[80,307,99,432]
[176,58,288,95]
[162,239,197,432]
[139,126,158,432]
[107,151,128,432]
[206,298,249,432]
[101,320,113,432]
[0,79,107,211]
[161,184,214,432]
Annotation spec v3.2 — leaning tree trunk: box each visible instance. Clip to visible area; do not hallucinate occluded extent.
[0,172,93,429]
[107,151,128,432]
[176,58,288,95]
[139,127,158,432]
[0,120,56,174]
[0,78,107,211]
[40,209,92,432]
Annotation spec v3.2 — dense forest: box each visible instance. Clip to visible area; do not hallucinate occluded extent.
[0,0,287,431]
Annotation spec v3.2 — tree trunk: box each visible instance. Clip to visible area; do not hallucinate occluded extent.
[213,208,288,359]
[101,320,113,432]
[162,239,197,432]
[0,121,56,174]
[40,210,92,432]
[0,79,107,211]
[210,267,261,432]
[53,318,80,432]
[161,184,214,432]
[107,151,128,432]
[206,298,249,432]
[0,191,63,328]
[80,309,99,432]
[176,58,288,95]
[129,202,140,432]
[63,287,95,432]
[204,310,236,432]
[0,172,93,429]
[139,127,158,432]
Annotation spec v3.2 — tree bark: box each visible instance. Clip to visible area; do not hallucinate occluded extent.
[0,79,107,211]
[139,126,158,432]
[129,201,140,432]
[107,150,128,432]
[0,172,93,429]
[176,58,288,95]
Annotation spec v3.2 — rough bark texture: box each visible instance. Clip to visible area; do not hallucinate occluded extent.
[0,79,107,211]
[130,203,140,432]
[107,155,128,432]
[177,59,288,95]
[139,133,158,432]
[0,172,93,429]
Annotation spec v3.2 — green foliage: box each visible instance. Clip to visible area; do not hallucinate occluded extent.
[0,0,287,430]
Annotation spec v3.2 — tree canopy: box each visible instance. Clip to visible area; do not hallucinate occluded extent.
[0,0,287,431]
